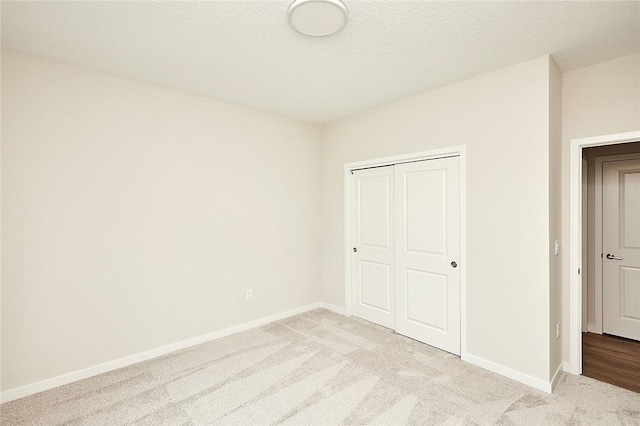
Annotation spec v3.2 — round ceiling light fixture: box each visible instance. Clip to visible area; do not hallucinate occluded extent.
[288,0,348,37]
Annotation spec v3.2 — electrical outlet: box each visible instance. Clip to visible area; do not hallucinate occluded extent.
[246,290,253,300]
[556,322,560,339]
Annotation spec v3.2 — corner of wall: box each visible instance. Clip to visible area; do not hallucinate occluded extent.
[548,55,563,382]
[1,51,326,393]
[0,48,3,398]
[560,52,640,371]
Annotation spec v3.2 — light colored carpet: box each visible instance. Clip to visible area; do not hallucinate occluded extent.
[1,308,639,425]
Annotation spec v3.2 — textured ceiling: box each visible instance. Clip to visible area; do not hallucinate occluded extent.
[2,1,639,123]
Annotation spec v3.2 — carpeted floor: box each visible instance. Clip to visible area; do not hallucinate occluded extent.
[1,308,639,425]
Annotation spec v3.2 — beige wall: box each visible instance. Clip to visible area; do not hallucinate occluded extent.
[561,53,640,363]
[321,56,554,382]
[549,59,563,379]
[1,51,322,391]
[5,47,638,394]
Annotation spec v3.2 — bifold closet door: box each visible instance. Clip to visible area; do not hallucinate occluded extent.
[351,166,395,329]
[394,157,461,355]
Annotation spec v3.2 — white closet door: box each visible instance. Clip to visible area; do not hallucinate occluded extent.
[351,166,395,329]
[603,158,640,341]
[394,157,461,355]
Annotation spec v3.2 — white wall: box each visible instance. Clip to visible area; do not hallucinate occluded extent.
[1,51,322,392]
[321,56,555,382]
[561,53,640,363]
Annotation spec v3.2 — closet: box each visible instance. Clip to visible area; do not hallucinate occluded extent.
[350,155,461,355]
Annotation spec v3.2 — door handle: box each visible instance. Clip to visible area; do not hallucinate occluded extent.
[606,253,623,260]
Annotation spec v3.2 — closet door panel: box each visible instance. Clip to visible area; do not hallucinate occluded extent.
[351,166,395,329]
[395,157,461,355]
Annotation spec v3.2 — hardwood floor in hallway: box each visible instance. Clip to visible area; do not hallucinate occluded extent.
[582,332,640,393]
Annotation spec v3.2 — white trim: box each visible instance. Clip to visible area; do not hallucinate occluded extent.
[569,131,640,376]
[344,146,463,171]
[550,362,563,392]
[594,156,604,334]
[0,302,323,404]
[459,150,468,357]
[343,145,467,358]
[562,361,571,372]
[344,166,352,317]
[593,153,640,335]
[321,302,346,315]
[462,353,553,393]
[586,324,600,334]
[581,157,589,333]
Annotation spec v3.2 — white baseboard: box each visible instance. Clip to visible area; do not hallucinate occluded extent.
[586,326,603,335]
[0,302,323,404]
[320,302,345,315]
[462,353,553,393]
[550,362,563,391]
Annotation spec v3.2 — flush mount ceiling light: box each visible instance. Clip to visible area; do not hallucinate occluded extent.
[288,0,348,37]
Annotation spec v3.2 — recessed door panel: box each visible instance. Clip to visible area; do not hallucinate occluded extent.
[360,176,391,248]
[405,170,447,255]
[405,270,447,331]
[622,171,640,249]
[603,159,640,341]
[360,261,391,312]
[621,267,640,321]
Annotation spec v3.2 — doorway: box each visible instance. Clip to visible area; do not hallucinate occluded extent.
[571,134,640,393]
[344,146,467,357]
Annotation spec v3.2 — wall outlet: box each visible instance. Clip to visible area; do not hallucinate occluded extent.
[246,290,253,300]
[556,322,561,339]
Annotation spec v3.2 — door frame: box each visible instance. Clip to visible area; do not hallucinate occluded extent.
[344,145,467,357]
[569,130,640,375]
[581,157,588,333]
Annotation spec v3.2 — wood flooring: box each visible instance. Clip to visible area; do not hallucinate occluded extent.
[582,332,640,393]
